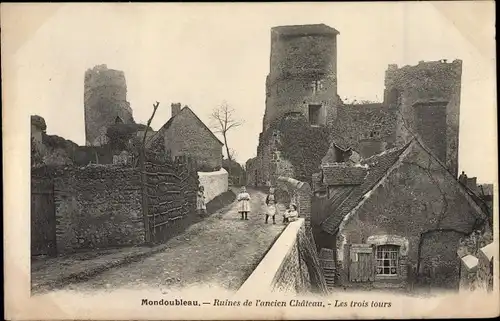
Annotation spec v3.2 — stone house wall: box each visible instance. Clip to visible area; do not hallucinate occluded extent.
[163,108,223,171]
[336,142,484,289]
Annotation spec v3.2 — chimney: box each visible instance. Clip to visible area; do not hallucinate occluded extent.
[171,103,181,118]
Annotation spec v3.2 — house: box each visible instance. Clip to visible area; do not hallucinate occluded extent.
[146,103,224,171]
[311,138,490,290]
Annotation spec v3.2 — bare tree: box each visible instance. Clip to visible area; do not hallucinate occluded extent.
[210,101,242,162]
[228,148,237,160]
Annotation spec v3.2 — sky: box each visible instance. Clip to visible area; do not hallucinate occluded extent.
[5,2,497,183]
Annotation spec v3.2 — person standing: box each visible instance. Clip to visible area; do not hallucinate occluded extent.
[237,186,251,220]
[196,185,207,217]
[265,187,277,224]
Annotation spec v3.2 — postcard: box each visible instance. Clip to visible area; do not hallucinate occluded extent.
[2,2,498,320]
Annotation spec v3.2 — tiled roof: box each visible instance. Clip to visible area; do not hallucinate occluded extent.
[322,165,367,186]
[320,143,410,234]
[272,24,339,36]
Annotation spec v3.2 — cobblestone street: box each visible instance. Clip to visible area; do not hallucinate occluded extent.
[61,188,286,293]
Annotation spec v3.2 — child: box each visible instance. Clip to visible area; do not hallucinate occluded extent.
[283,203,299,224]
[196,185,207,217]
[237,186,251,220]
[265,187,277,224]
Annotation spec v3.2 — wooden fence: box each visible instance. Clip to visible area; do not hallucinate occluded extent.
[142,151,199,244]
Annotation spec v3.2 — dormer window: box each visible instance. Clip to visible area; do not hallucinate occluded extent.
[115,116,124,124]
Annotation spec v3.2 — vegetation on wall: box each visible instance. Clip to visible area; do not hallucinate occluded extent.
[106,123,152,152]
[264,114,330,184]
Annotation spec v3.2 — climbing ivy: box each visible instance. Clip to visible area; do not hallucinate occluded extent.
[264,114,330,184]
[106,123,152,152]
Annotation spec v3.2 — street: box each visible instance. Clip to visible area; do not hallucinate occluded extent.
[62,188,286,293]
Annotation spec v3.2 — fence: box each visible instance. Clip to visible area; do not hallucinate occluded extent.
[142,150,199,244]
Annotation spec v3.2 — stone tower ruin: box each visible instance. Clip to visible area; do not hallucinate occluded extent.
[263,24,343,130]
[384,59,462,176]
[84,64,135,146]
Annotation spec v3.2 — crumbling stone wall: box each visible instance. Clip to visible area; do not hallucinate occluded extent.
[53,165,144,254]
[384,60,462,176]
[263,25,342,131]
[457,231,494,292]
[333,104,397,158]
[84,64,135,146]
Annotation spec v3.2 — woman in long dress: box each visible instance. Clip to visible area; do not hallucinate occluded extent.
[265,187,277,224]
[196,185,207,217]
[237,186,251,220]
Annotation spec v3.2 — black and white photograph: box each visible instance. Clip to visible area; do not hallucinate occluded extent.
[3,2,498,320]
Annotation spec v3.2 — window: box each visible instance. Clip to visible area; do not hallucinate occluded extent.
[311,80,324,94]
[309,104,322,126]
[376,245,399,276]
[115,116,124,124]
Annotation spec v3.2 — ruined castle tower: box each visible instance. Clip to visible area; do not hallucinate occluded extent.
[263,24,342,130]
[383,60,462,176]
[84,64,135,146]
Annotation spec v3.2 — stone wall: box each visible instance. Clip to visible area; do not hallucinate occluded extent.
[263,24,341,131]
[384,60,462,176]
[198,168,229,203]
[237,219,312,295]
[53,165,144,254]
[84,64,134,146]
[163,108,223,171]
[457,231,494,292]
[334,104,397,158]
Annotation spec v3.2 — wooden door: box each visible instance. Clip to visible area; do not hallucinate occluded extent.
[348,244,375,282]
[31,180,57,257]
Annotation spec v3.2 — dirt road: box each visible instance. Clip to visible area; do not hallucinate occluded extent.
[63,188,286,293]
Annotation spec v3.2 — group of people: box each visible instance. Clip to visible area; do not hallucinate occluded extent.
[237,186,299,224]
[196,185,299,224]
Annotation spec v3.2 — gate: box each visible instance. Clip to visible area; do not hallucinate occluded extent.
[31,179,57,257]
